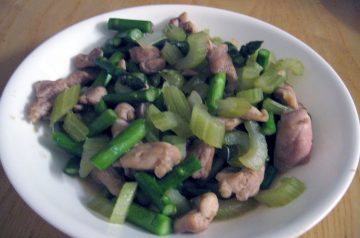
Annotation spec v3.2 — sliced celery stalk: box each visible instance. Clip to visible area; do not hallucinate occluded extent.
[254,67,287,94]
[238,63,262,90]
[162,135,187,158]
[151,111,179,131]
[159,70,185,88]
[79,136,110,178]
[50,84,80,125]
[256,48,271,71]
[164,24,186,41]
[187,90,203,108]
[215,198,258,220]
[137,31,166,48]
[161,42,183,66]
[87,196,114,218]
[275,58,304,76]
[163,85,192,121]
[223,130,249,146]
[228,121,267,170]
[262,98,292,115]
[175,31,209,70]
[63,111,89,142]
[110,182,138,224]
[217,97,252,118]
[236,88,264,105]
[164,188,191,217]
[255,177,305,207]
[190,104,225,148]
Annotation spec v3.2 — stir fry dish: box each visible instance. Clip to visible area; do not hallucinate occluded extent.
[27,12,313,235]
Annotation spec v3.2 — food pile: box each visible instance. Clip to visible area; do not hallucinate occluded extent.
[28,12,312,235]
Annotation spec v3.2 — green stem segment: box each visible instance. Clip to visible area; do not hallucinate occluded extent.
[206,72,226,114]
[104,87,161,104]
[107,18,153,33]
[134,172,177,216]
[52,131,83,157]
[88,109,117,136]
[260,111,276,135]
[90,119,147,170]
[127,203,173,236]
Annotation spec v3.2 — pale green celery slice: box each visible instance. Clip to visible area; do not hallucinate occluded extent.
[161,42,183,66]
[187,90,203,108]
[50,84,80,125]
[275,58,304,76]
[163,24,186,41]
[159,70,184,88]
[228,121,267,170]
[223,130,249,146]
[151,111,179,131]
[87,196,114,218]
[236,88,264,105]
[238,62,263,90]
[110,182,138,224]
[175,31,209,70]
[79,136,110,178]
[254,177,305,207]
[63,111,89,142]
[163,85,192,121]
[215,198,258,220]
[217,97,252,118]
[254,67,287,94]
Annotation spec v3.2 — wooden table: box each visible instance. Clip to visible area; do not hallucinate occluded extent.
[0,0,359,237]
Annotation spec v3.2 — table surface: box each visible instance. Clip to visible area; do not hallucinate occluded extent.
[0,0,359,237]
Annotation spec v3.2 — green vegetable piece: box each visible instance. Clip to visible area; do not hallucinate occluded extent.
[175,31,209,70]
[79,136,110,178]
[206,72,226,114]
[217,97,252,118]
[50,84,80,125]
[236,88,264,105]
[151,111,179,131]
[63,111,89,142]
[260,111,276,135]
[104,87,161,105]
[255,177,305,207]
[124,28,144,43]
[256,48,271,71]
[118,72,148,90]
[134,172,177,216]
[239,40,263,57]
[107,18,153,33]
[238,63,263,90]
[164,188,191,217]
[190,104,225,148]
[262,98,292,115]
[159,70,185,88]
[95,56,123,76]
[228,121,268,171]
[109,51,124,65]
[52,131,83,157]
[90,119,147,170]
[164,24,187,41]
[137,31,166,48]
[94,99,108,114]
[163,85,191,121]
[215,198,258,220]
[254,67,287,94]
[91,70,113,87]
[260,165,278,190]
[187,90,203,108]
[88,109,117,136]
[87,196,115,218]
[110,182,138,224]
[275,58,304,76]
[63,157,81,176]
[223,130,249,146]
[161,42,183,66]
[158,155,202,192]
[127,203,173,236]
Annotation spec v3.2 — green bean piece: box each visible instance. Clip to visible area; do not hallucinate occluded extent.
[256,48,271,71]
[125,28,144,43]
[52,131,83,157]
[107,18,153,33]
[90,119,147,170]
[63,157,81,176]
[260,165,278,190]
[108,33,122,47]
[134,172,177,216]
[261,111,276,135]
[95,56,123,76]
[94,99,108,114]
[158,155,202,192]
[104,87,161,105]
[88,109,117,136]
[118,72,148,90]
[127,203,173,236]
[206,72,226,114]
[109,51,124,65]
[91,70,113,88]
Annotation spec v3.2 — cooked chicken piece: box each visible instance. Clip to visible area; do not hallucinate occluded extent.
[216,166,265,201]
[274,108,312,171]
[111,118,129,137]
[74,48,103,69]
[139,57,166,74]
[174,192,219,233]
[217,117,242,131]
[241,107,269,122]
[114,142,182,178]
[274,83,299,109]
[129,46,161,63]
[28,70,95,123]
[208,43,238,91]
[79,86,107,105]
[114,103,135,121]
[169,12,197,33]
[90,167,124,196]
[188,140,215,180]
[118,59,127,71]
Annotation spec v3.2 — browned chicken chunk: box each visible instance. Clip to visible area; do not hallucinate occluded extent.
[216,166,265,201]
[74,48,103,69]
[241,107,269,122]
[174,192,219,233]
[188,140,215,180]
[274,83,299,109]
[129,46,161,63]
[274,108,313,171]
[114,103,135,121]
[169,12,197,33]
[111,119,129,138]
[139,58,166,74]
[79,86,107,105]
[113,142,182,178]
[217,117,242,131]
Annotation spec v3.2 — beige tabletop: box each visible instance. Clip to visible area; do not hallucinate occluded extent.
[0,0,359,237]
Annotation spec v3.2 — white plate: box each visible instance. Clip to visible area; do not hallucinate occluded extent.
[0,5,359,238]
